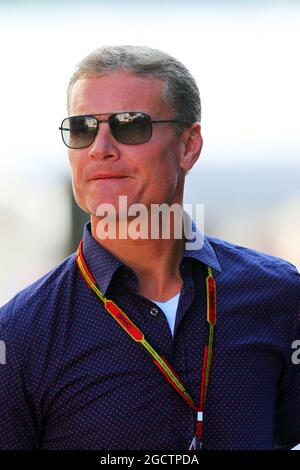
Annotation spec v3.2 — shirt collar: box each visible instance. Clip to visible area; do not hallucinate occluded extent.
[81,219,221,295]
[182,215,221,272]
[81,222,123,295]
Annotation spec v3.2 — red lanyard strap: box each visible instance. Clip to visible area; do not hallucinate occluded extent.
[76,240,217,447]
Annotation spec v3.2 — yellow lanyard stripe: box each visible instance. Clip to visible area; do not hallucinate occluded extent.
[77,254,106,302]
[141,339,195,404]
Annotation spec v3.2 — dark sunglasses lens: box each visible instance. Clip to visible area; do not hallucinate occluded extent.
[61,116,97,149]
[109,112,152,144]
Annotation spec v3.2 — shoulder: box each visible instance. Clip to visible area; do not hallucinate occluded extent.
[206,235,300,300]
[207,234,299,278]
[0,253,77,344]
[205,237,300,342]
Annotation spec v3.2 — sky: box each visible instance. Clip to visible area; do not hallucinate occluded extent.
[0,0,299,177]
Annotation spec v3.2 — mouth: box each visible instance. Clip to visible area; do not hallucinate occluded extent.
[89,174,129,181]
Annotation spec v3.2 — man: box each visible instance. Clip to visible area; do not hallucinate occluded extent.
[0,45,299,450]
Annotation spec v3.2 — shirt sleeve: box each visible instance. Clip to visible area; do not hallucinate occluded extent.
[274,265,300,449]
[0,306,40,450]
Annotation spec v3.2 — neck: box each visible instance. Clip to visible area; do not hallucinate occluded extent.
[90,214,185,302]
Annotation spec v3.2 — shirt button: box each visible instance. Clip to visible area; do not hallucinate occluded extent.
[150,307,159,316]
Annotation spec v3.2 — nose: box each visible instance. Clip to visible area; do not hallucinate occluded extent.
[88,121,121,161]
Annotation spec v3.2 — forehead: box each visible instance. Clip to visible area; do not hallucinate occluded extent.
[68,70,170,116]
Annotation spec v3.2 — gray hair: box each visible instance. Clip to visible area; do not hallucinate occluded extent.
[67,45,201,131]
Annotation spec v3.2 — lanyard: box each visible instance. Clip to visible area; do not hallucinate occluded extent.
[76,239,217,449]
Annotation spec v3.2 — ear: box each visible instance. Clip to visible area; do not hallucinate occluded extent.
[179,123,203,171]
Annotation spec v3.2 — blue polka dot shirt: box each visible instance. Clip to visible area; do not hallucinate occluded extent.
[0,222,299,450]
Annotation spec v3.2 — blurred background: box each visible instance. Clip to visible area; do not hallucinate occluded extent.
[0,0,299,306]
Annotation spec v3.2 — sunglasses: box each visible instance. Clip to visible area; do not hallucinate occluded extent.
[59,112,180,149]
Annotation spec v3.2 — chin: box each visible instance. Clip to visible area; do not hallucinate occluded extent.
[87,195,126,218]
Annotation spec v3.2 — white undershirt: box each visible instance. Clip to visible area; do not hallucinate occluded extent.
[150,293,180,336]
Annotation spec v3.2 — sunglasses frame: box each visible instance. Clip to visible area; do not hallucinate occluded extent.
[59,111,180,149]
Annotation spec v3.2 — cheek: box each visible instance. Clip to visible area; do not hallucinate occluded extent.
[68,152,84,186]
[139,144,181,197]
[68,151,76,175]
[149,142,180,179]
[68,152,90,211]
